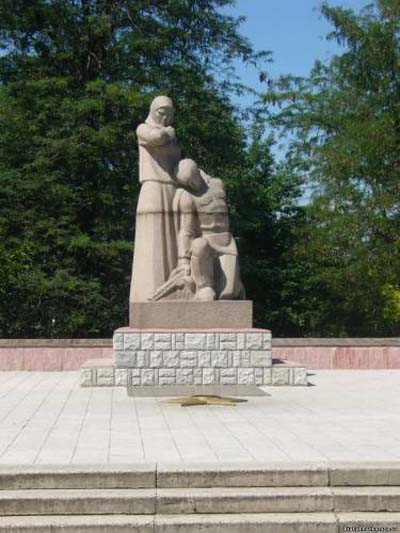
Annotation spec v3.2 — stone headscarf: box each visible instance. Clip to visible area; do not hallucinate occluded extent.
[146,96,174,127]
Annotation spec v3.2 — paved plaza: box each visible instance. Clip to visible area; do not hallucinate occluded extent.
[0,370,399,465]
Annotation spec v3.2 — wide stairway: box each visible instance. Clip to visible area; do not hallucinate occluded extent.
[0,462,400,532]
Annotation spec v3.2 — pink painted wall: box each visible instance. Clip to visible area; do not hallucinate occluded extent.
[273,346,400,369]
[0,338,399,371]
[0,344,112,371]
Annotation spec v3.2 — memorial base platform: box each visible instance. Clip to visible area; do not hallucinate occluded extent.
[80,328,308,387]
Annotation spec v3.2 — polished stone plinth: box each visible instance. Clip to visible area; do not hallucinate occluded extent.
[129,301,253,329]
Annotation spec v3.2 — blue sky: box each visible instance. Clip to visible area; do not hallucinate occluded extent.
[223,1,370,190]
[224,0,369,97]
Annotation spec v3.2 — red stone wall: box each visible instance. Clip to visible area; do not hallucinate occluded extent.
[0,338,399,370]
[0,340,112,371]
[272,338,400,369]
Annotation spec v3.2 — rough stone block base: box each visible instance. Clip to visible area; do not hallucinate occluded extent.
[80,360,308,387]
[81,327,307,390]
[112,328,272,386]
[80,328,308,387]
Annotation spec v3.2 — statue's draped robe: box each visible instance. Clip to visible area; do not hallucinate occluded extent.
[130,121,180,302]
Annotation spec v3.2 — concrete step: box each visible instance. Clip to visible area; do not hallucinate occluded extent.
[330,461,400,486]
[337,512,400,532]
[157,462,329,487]
[0,488,155,516]
[0,464,155,489]
[0,515,154,532]
[157,461,400,488]
[156,512,400,533]
[1,463,400,533]
[2,462,400,490]
[1,485,400,517]
[158,486,400,514]
[1,513,400,533]
[158,486,333,514]
[334,486,400,512]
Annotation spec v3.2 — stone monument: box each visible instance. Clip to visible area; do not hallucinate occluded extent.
[128,96,251,329]
[80,96,308,388]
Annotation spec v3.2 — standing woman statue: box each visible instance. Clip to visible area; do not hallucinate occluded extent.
[130,96,181,302]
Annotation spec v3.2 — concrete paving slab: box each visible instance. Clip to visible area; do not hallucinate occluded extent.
[0,370,399,465]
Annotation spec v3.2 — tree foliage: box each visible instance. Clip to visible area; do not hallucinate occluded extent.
[227,130,303,333]
[6,0,396,339]
[264,0,400,335]
[0,0,298,337]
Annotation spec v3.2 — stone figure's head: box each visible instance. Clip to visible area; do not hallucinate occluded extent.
[176,159,204,193]
[148,96,174,127]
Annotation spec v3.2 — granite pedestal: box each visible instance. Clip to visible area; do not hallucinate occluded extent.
[129,301,252,329]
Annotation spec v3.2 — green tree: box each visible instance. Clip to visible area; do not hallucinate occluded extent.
[263,0,400,336]
[2,0,300,337]
[0,0,259,337]
[227,129,303,333]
